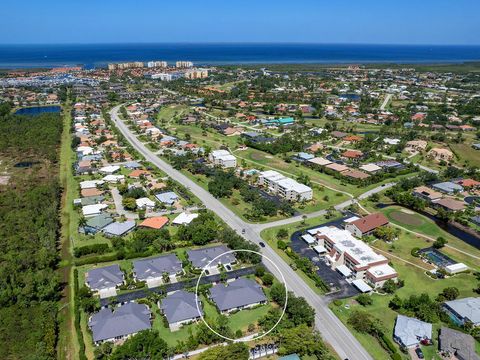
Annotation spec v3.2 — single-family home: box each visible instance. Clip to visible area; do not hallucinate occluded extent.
[102,220,136,237]
[89,302,151,345]
[139,216,169,230]
[438,327,480,360]
[133,254,183,287]
[155,191,179,205]
[159,290,204,331]
[412,186,442,202]
[209,278,267,313]
[85,264,124,298]
[433,198,466,212]
[393,315,432,348]
[432,182,464,194]
[187,245,235,272]
[80,213,114,235]
[172,212,199,225]
[428,148,453,162]
[135,197,156,210]
[405,140,427,153]
[443,297,480,327]
[82,203,108,217]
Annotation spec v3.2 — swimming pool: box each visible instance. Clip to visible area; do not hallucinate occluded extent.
[419,248,456,268]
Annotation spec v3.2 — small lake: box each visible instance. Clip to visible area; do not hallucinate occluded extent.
[15,106,61,115]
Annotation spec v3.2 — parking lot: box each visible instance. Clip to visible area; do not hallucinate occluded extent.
[289,214,360,299]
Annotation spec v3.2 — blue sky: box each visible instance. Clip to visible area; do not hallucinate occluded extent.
[1,0,479,44]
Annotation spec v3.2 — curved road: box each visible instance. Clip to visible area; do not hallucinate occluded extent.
[110,105,373,360]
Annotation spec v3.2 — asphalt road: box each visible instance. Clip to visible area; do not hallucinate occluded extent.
[110,105,373,360]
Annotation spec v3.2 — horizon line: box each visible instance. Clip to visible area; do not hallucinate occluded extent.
[1,41,480,47]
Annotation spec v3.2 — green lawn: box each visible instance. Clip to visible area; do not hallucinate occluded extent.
[375,205,480,269]
[330,255,479,360]
[228,305,272,333]
[449,143,480,168]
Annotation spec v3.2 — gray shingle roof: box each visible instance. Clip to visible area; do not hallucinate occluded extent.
[187,245,235,269]
[86,264,124,291]
[210,278,267,312]
[102,220,136,237]
[160,290,203,324]
[439,327,480,360]
[133,254,182,281]
[88,302,151,343]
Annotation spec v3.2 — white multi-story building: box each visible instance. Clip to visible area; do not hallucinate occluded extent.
[309,226,398,288]
[208,149,237,168]
[258,170,312,202]
[149,72,183,81]
[147,61,168,68]
[176,61,193,68]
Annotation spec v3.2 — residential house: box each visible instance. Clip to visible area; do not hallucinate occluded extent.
[80,213,114,235]
[89,302,151,345]
[172,212,199,225]
[209,278,267,314]
[432,182,464,194]
[438,327,480,360]
[433,198,466,212]
[428,148,454,162]
[82,203,108,217]
[102,220,136,237]
[159,290,204,331]
[325,163,349,173]
[405,140,427,153]
[393,314,432,348]
[139,216,169,230]
[135,197,156,210]
[85,264,124,298]
[413,186,443,203]
[187,245,235,272]
[443,297,480,327]
[133,254,183,288]
[155,191,179,205]
[456,179,480,189]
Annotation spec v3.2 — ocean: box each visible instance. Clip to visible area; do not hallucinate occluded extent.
[0,43,480,69]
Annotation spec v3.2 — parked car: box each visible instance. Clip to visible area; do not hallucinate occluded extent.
[415,347,424,359]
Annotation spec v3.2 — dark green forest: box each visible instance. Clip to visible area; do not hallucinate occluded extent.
[0,111,63,359]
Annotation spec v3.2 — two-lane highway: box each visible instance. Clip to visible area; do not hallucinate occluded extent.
[110,105,373,360]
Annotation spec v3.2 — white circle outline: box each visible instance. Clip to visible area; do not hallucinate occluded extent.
[194,249,288,342]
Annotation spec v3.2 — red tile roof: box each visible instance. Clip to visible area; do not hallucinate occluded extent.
[350,213,389,234]
[139,216,169,229]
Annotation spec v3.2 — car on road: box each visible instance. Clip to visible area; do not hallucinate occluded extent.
[259,241,266,248]
[241,228,246,234]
